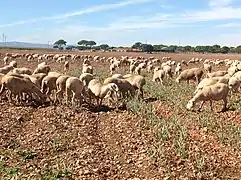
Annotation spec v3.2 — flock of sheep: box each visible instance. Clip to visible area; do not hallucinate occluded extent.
[0,53,241,112]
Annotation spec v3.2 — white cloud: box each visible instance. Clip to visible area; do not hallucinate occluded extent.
[215,22,241,27]
[10,0,241,46]
[13,35,41,43]
[209,0,234,8]
[0,0,152,28]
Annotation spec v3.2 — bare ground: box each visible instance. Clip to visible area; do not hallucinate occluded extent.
[1,50,241,179]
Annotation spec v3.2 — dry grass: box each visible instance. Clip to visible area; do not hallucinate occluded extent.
[0,50,241,179]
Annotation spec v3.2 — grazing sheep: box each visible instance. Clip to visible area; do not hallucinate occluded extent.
[55,75,70,104]
[203,63,212,74]
[65,77,84,106]
[176,68,203,84]
[48,71,62,78]
[37,62,46,68]
[124,74,146,98]
[33,65,51,75]
[31,73,47,84]
[134,66,142,75]
[195,76,230,94]
[109,63,116,75]
[228,76,240,92]
[186,83,229,112]
[0,75,45,104]
[79,73,94,87]
[232,71,241,80]
[207,71,227,78]
[82,64,93,74]
[3,57,10,65]
[182,60,188,66]
[147,64,154,73]
[83,59,91,66]
[12,67,32,75]
[174,63,182,76]
[88,79,119,107]
[227,66,238,76]
[152,69,165,84]
[64,61,70,73]
[0,65,14,75]
[162,65,173,78]
[41,75,59,100]
[103,77,136,98]
[130,64,136,74]
[9,61,17,68]
[111,74,124,79]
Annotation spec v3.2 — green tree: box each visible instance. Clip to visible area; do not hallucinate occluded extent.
[141,44,153,53]
[132,42,142,49]
[235,45,241,53]
[65,45,75,50]
[99,44,109,50]
[54,39,67,49]
[87,41,97,48]
[183,45,192,52]
[77,40,88,46]
[220,46,230,54]
[212,44,221,53]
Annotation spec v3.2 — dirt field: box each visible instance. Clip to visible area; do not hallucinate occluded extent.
[1,50,241,179]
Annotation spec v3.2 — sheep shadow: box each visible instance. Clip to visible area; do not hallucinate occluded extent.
[88,104,115,113]
[143,97,158,103]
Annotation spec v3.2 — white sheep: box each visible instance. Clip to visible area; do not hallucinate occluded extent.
[130,64,136,74]
[41,75,60,101]
[88,79,119,107]
[103,77,136,99]
[0,75,45,104]
[55,75,70,104]
[186,83,229,112]
[152,69,165,84]
[109,63,116,75]
[65,77,84,106]
[176,68,203,84]
[82,64,93,74]
[12,68,32,75]
[37,62,47,68]
[228,76,240,92]
[33,65,51,75]
[174,63,182,76]
[207,71,227,78]
[0,65,14,75]
[162,65,173,78]
[194,76,229,94]
[9,61,17,68]
[3,57,10,65]
[124,74,146,98]
[64,61,70,73]
[111,74,124,79]
[203,63,212,74]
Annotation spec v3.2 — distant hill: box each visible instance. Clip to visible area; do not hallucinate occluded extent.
[0,41,53,49]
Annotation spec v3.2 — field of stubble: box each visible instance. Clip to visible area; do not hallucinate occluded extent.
[1,50,241,179]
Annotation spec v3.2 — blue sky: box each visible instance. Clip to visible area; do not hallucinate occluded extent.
[1,0,241,46]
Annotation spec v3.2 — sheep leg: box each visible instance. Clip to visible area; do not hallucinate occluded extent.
[71,92,76,107]
[65,87,72,105]
[209,100,213,111]
[198,101,205,111]
[221,98,228,112]
[55,89,63,104]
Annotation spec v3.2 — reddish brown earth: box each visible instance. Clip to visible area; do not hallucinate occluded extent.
[0,50,241,179]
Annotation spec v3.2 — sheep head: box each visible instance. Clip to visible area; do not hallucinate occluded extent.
[186,100,195,110]
[175,77,180,83]
[109,83,119,92]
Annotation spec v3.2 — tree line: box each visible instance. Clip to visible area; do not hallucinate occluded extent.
[53,39,112,51]
[53,39,241,54]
